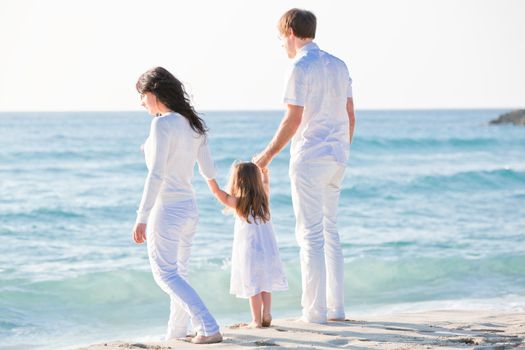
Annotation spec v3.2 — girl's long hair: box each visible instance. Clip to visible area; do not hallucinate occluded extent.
[228,162,270,224]
[136,66,208,135]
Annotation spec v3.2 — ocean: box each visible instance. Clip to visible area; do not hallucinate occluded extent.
[1,110,524,349]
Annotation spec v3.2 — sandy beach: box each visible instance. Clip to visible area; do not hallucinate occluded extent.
[76,310,524,350]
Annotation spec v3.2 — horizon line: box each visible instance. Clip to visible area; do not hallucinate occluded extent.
[0,107,521,113]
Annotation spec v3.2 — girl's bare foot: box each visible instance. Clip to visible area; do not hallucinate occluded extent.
[240,321,262,329]
[229,323,247,329]
[262,313,272,327]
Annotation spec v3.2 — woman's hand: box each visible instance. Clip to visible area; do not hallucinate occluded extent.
[133,223,147,244]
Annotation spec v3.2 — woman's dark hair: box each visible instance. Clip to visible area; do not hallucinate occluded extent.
[136,67,208,135]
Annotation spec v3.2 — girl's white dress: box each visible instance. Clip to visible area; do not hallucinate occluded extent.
[230,215,288,298]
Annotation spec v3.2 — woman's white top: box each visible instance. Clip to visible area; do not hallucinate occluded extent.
[136,112,216,224]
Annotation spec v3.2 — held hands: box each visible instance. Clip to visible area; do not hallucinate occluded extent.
[260,166,269,181]
[252,151,271,170]
[133,222,147,244]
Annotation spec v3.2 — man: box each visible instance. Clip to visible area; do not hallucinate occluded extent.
[253,8,355,323]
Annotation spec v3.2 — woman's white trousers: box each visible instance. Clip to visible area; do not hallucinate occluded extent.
[147,198,219,339]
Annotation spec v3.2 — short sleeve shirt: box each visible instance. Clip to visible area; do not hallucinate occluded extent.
[283,43,353,165]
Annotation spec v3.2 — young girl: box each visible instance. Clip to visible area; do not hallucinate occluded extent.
[208,162,288,328]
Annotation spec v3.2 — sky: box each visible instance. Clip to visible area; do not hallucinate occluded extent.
[0,0,524,111]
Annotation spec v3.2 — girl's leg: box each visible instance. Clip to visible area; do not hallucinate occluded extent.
[261,292,272,327]
[247,293,263,328]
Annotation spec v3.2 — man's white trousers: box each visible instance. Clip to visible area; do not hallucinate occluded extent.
[290,158,346,323]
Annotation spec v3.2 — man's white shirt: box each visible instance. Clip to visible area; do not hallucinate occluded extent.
[283,42,353,165]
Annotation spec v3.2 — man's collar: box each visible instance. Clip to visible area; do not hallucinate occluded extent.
[297,42,319,54]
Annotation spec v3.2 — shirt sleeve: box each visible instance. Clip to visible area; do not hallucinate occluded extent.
[136,118,170,224]
[283,64,308,106]
[347,75,353,98]
[197,136,217,180]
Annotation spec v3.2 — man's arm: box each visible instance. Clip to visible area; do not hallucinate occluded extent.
[253,104,303,169]
[347,97,356,144]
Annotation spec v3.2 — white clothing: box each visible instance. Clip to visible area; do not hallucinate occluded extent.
[136,113,216,224]
[147,198,219,338]
[137,112,219,338]
[290,158,346,323]
[283,42,353,165]
[230,215,288,299]
[283,42,352,323]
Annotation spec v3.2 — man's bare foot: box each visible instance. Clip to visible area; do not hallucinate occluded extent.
[262,313,272,327]
[190,332,223,344]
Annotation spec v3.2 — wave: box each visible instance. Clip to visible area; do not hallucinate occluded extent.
[344,168,525,198]
[410,168,525,192]
[2,254,524,314]
[1,254,524,348]
[1,207,86,223]
[353,136,521,152]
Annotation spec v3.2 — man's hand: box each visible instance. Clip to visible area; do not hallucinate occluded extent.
[252,152,272,170]
[133,223,147,244]
[253,104,303,170]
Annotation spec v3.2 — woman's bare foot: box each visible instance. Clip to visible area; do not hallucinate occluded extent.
[262,313,272,327]
[190,332,223,344]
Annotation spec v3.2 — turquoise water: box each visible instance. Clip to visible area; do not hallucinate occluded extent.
[0,110,524,349]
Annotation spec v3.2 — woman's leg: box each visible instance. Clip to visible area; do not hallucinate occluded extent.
[165,216,195,339]
[147,199,220,338]
[166,294,190,339]
[261,292,272,327]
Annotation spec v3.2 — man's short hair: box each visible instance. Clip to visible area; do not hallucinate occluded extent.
[278,8,316,39]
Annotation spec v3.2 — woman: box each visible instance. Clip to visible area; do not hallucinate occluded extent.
[132,66,222,344]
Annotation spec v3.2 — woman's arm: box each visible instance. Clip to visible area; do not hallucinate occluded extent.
[197,137,217,180]
[134,118,170,244]
[136,118,170,223]
[207,179,237,208]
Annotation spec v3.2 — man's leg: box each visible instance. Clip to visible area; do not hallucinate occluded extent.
[323,164,346,320]
[291,161,327,323]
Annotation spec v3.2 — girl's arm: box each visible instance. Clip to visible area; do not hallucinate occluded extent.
[207,179,237,209]
[261,167,270,198]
